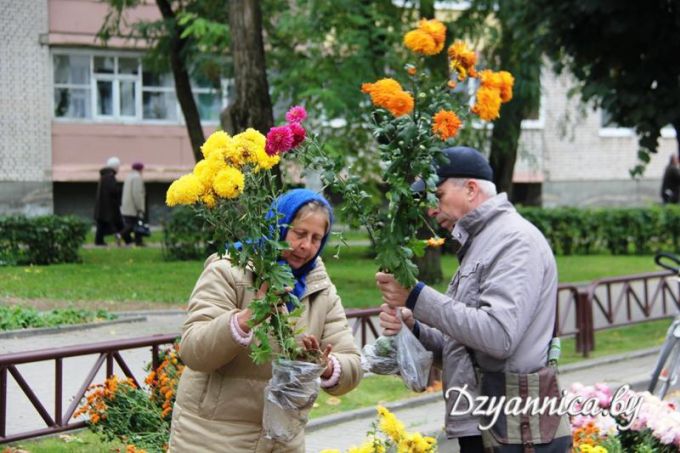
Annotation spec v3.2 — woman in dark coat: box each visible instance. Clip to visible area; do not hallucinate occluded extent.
[94,157,123,246]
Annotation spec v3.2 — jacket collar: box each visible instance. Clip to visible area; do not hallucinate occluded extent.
[451,193,514,257]
[300,257,331,300]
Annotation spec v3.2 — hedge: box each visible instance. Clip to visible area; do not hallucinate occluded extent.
[161,204,680,260]
[0,215,89,265]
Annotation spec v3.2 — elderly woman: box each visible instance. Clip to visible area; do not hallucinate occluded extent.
[169,189,362,452]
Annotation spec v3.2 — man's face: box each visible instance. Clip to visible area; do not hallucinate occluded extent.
[427,179,471,231]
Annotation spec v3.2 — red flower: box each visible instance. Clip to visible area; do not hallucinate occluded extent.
[265,125,294,155]
[285,105,307,123]
[289,122,306,148]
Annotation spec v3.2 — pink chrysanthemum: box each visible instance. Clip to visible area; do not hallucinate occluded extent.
[265,125,294,156]
[289,122,306,148]
[285,105,307,124]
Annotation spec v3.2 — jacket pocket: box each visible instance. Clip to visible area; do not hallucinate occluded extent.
[457,262,481,307]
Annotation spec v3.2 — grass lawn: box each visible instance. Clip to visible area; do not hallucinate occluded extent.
[3,430,123,452]
[0,244,662,310]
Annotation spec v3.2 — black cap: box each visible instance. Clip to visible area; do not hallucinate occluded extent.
[411,146,493,193]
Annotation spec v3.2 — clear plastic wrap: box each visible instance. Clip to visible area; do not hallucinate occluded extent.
[262,358,325,443]
[361,335,400,375]
[395,314,433,392]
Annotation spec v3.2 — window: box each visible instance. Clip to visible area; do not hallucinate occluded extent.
[53,51,225,124]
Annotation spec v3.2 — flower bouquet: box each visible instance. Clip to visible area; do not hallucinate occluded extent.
[166,107,326,441]
[298,18,513,288]
[298,18,513,392]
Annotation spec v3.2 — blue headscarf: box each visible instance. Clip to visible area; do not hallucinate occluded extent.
[271,189,334,308]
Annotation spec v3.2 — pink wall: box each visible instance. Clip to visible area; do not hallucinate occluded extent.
[48,0,160,48]
[52,122,216,182]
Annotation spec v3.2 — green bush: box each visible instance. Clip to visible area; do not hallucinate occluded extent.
[517,204,680,255]
[161,206,217,261]
[0,305,117,331]
[0,215,88,265]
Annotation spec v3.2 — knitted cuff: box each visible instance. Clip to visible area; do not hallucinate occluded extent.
[230,312,253,347]
[321,355,342,389]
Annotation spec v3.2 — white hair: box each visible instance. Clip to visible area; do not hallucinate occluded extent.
[449,177,497,197]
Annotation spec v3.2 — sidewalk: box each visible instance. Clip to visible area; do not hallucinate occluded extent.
[0,311,661,451]
[305,348,659,452]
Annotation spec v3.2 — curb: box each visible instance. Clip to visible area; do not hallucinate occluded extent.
[559,346,661,374]
[307,392,441,433]
[0,316,147,339]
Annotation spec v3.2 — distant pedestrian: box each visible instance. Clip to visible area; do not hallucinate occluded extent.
[121,161,146,246]
[94,157,123,246]
[661,153,680,204]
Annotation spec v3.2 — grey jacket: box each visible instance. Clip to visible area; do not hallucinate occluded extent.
[121,170,145,217]
[409,193,558,438]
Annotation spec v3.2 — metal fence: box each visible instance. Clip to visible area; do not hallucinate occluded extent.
[1,270,678,444]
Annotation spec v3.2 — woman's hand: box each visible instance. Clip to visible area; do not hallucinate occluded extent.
[302,334,333,378]
[237,282,291,333]
[379,304,415,336]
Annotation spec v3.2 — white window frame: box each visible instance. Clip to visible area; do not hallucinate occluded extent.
[51,48,224,125]
[598,108,676,138]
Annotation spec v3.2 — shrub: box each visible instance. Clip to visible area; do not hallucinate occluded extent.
[0,305,117,331]
[0,215,88,265]
[160,206,215,261]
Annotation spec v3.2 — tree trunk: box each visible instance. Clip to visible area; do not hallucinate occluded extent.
[221,0,274,135]
[489,95,523,198]
[413,0,444,284]
[156,0,205,162]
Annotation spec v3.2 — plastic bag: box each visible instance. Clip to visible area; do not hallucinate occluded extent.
[361,335,400,375]
[263,358,325,443]
[395,313,433,392]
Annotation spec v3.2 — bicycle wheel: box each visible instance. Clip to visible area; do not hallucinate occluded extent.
[650,338,680,400]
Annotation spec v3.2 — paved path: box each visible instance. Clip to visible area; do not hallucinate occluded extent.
[0,311,665,451]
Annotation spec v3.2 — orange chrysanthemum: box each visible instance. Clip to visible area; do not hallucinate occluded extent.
[361,78,414,117]
[478,69,514,103]
[432,109,462,140]
[418,19,446,52]
[448,40,478,80]
[403,29,438,56]
[471,86,502,121]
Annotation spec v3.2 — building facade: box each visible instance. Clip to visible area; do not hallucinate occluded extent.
[0,0,677,222]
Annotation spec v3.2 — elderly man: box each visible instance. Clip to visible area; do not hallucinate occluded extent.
[376,146,571,452]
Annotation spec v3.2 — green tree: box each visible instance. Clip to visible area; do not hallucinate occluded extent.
[527,0,680,174]
[100,0,230,162]
[455,0,543,197]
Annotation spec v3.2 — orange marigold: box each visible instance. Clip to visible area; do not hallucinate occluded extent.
[471,86,501,121]
[403,29,438,56]
[478,69,515,103]
[432,109,462,140]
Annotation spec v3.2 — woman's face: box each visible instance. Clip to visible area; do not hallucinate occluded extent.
[281,212,328,269]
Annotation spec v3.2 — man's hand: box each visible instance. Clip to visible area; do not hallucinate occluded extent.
[375,272,410,308]
[379,304,415,336]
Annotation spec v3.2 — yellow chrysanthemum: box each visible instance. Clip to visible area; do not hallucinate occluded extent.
[417,19,446,53]
[403,29,438,56]
[233,129,267,166]
[201,191,217,208]
[361,79,414,117]
[432,109,462,140]
[425,237,446,248]
[212,166,245,199]
[376,406,405,443]
[472,86,502,121]
[397,432,436,453]
[319,450,341,453]
[253,146,281,171]
[192,156,225,190]
[448,41,478,81]
[201,130,232,160]
[347,442,377,453]
[166,173,205,206]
